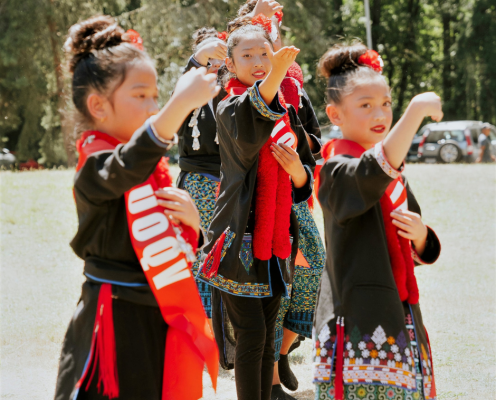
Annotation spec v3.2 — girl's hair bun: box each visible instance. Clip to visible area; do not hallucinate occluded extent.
[192,27,220,51]
[65,15,126,72]
[318,42,368,78]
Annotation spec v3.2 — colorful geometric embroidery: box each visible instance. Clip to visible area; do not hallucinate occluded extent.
[239,235,253,274]
[183,172,219,318]
[198,272,271,297]
[201,228,236,274]
[313,324,417,391]
[248,84,287,121]
[274,200,325,361]
[375,141,400,179]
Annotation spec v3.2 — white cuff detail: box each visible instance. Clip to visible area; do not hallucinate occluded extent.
[374,141,400,179]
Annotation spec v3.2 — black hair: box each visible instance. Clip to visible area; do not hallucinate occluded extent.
[319,42,387,104]
[64,15,153,123]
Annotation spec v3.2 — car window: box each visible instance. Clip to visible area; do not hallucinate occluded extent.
[470,129,480,144]
[426,130,465,143]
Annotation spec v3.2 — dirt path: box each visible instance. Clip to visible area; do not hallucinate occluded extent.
[1,164,494,399]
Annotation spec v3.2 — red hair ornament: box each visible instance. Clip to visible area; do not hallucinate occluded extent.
[358,50,383,73]
[217,31,228,41]
[126,29,144,51]
[252,13,279,43]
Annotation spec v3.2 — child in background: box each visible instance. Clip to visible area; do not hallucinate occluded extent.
[196,18,315,400]
[236,2,326,398]
[313,42,442,400]
[55,15,219,400]
[176,27,227,323]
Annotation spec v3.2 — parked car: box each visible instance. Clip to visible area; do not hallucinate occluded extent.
[408,121,496,163]
[0,148,16,169]
[321,125,343,143]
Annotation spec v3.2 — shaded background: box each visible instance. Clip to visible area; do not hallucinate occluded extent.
[1,0,495,167]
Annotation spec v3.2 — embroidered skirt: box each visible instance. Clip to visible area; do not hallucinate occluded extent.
[179,171,219,318]
[313,306,434,400]
[274,200,325,360]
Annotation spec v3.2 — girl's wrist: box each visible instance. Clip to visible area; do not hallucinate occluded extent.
[194,49,209,66]
[291,165,308,188]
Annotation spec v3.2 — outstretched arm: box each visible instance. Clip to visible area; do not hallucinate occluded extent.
[258,44,300,105]
[383,92,443,168]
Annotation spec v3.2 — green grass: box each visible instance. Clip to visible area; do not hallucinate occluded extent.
[1,164,495,399]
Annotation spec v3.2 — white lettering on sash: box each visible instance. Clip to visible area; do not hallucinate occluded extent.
[128,184,158,214]
[277,132,296,148]
[152,258,191,289]
[271,120,286,138]
[132,212,169,242]
[140,236,179,271]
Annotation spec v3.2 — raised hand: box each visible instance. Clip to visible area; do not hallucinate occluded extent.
[410,92,443,122]
[172,67,220,111]
[264,43,300,75]
[195,40,228,66]
[252,0,284,18]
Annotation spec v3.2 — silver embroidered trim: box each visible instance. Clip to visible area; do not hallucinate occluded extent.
[374,142,400,179]
[189,107,202,151]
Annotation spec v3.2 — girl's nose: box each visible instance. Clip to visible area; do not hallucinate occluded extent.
[148,103,159,117]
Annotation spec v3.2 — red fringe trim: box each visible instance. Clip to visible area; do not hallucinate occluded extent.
[203,230,227,278]
[85,283,119,398]
[334,317,345,400]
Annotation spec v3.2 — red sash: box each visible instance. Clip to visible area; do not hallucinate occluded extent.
[224,79,298,261]
[75,131,218,400]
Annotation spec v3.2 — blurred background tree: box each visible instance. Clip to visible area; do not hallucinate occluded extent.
[0,0,494,166]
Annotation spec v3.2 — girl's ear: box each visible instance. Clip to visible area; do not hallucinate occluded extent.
[326,104,343,126]
[87,93,109,122]
[225,57,236,74]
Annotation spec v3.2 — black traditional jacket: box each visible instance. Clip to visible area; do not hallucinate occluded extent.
[197,81,317,298]
[313,143,441,398]
[177,56,225,177]
[71,123,176,306]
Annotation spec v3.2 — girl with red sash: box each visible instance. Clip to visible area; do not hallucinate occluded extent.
[312,43,443,400]
[233,3,326,398]
[54,16,219,400]
[196,17,315,400]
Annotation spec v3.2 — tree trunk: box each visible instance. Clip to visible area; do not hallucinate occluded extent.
[46,0,76,167]
[441,9,452,114]
[333,0,344,37]
[371,0,382,50]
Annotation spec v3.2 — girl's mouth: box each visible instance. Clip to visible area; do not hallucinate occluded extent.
[252,71,266,78]
[371,125,386,134]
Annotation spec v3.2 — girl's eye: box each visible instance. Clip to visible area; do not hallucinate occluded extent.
[262,52,267,56]
[384,101,392,107]
[361,103,371,108]
[243,54,251,58]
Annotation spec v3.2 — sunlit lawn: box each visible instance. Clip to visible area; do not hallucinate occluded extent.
[1,164,494,399]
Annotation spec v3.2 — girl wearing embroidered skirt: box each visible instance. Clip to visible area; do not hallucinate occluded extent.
[197,19,315,400]
[177,27,227,320]
[235,4,326,398]
[54,16,220,400]
[313,43,443,400]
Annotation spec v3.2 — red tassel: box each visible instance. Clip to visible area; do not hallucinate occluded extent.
[85,283,119,398]
[203,231,227,278]
[334,317,345,400]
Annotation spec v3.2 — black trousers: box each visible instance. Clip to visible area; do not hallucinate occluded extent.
[219,262,285,400]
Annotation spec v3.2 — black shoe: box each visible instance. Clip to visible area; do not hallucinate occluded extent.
[278,354,298,391]
[271,384,297,400]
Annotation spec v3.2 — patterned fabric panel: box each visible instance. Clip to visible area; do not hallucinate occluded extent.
[292,201,326,273]
[313,324,417,391]
[183,172,219,318]
[239,235,254,274]
[248,84,287,121]
[198,272,271,297]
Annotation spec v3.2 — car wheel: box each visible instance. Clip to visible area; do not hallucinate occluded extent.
[438,143,460,163]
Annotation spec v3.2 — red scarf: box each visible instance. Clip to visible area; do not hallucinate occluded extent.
[75,131,218,399]
[224,79,297,261]
[317,139,419,304]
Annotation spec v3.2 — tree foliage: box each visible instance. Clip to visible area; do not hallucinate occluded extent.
[1,0,494,165]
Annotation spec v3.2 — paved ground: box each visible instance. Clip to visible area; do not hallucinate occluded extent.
[1,164,494,399]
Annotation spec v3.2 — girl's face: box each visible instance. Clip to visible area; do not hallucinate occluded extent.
[226,34,272,87]
[326,81,393,150]
[89,61,159,143]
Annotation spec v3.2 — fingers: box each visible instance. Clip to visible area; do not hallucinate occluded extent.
[397,229,415,240]
[391,218,413,233]
[270,143,294,164]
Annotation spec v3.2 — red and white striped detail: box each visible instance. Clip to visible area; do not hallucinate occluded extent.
[385,178,408,211]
